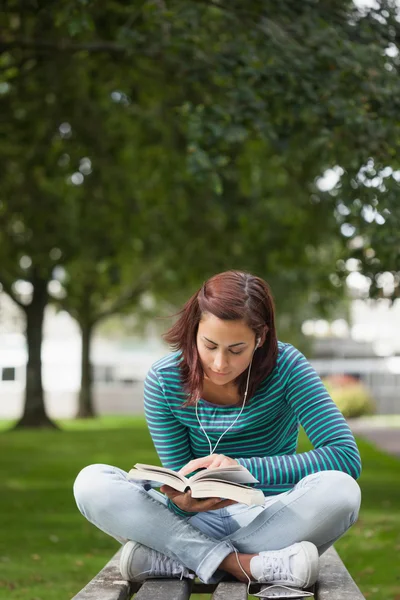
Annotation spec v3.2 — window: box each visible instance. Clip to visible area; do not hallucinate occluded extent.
[2,367,16,381]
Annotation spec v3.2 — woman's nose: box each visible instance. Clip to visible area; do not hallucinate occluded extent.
[213,352,229,371]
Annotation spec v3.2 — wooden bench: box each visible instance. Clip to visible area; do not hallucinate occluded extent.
[71,546,366,599]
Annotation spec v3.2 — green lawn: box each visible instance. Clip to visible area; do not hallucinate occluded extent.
[0,416,399,600]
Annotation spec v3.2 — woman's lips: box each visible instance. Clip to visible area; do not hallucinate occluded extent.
[210,370,230,377]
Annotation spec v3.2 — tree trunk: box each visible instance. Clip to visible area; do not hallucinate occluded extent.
[76,320,95,418]
[14,274,58,429]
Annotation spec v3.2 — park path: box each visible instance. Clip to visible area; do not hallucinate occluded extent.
[347,419,400,458]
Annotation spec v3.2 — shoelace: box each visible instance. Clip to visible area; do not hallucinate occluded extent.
[153,550,185,579]
[130,547,187,581]
[231,546,297,594]
[130,543,294,591]
[133,546,250,589]
[261,552,293,583]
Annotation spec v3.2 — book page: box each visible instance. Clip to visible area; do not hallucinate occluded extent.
[128,464,187,492]
[133,464,187,484]
[190,465,258,484]
[191,480,265,506]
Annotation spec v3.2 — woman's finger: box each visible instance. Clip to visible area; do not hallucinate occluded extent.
[211,499,238,510]
[193,497,238,511]
[160,485,186,499]
[179,455,216,475]
[220,457,237,467]
[207,458,223,470]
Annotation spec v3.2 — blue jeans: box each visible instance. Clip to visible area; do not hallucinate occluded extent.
[73,464,361,583]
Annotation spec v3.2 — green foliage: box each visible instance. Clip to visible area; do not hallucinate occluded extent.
[3,0,400,306]
[2,0,400,421]
[323,375,376,418]
[333,161,400,302]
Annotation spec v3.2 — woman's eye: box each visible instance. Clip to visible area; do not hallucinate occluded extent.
[205,345,242,356]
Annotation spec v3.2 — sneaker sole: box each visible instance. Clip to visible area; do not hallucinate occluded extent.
[120,540,140,581]
[300,541,319,587]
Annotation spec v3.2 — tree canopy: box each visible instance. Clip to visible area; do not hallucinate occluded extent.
[1,0,400,425]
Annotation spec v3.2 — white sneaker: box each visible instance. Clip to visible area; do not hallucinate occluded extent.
[249,541,319,588]
[119,540,194,582]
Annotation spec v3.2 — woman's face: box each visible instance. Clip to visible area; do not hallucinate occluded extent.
[196,313,257,387]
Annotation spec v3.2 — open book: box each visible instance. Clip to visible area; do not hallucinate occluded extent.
[128,463,265,506]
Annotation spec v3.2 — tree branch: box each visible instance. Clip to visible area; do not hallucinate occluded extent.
[196,0,259,19]
[0,273,27,311]
[94,267,162,324]
[0,38,132,54]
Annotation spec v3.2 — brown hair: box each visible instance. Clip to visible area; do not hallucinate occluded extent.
[163,270,278,406]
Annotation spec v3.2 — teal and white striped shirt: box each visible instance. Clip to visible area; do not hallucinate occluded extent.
[144,342,361,514]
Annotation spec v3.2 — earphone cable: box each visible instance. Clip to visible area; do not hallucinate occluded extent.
[195,348,256,455]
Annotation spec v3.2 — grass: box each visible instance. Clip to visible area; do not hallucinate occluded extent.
[0,416,399,600]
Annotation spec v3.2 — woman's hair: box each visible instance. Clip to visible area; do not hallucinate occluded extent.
[163,270,278,406]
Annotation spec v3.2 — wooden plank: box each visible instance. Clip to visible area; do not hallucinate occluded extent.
[211,581,248,600]
[71,549,133,600]
[134,579,191,600]
[316,546,365,600]
[192,578,263,595]
[71,544,365,600]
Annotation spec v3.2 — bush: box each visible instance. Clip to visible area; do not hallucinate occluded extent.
[322,375,376,418]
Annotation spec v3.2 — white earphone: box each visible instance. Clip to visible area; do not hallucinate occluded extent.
[196,335,261,455]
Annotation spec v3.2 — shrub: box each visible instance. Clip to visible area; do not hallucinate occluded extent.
[322,375,376,418]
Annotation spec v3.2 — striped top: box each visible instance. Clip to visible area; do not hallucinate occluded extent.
[144,342,361,515]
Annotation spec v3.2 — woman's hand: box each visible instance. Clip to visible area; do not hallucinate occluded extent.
[178,454,239,476]
[160,486,237,512]
[160,455,239,512]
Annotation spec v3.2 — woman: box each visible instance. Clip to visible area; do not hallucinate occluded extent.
[73,270,361,589]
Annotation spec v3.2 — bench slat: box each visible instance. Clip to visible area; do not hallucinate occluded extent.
[191,581,261,595]
[71,550,132,600]
[211,581,248,600]
[70,544,365,600]
[134,579,191,600]
[316,547,365,600]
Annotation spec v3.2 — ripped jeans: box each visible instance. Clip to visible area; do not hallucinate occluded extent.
[73,465,361,584]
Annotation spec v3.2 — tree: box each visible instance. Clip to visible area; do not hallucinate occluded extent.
[328,159,400,301]
[0,22,145,426]
[2,0,400,425]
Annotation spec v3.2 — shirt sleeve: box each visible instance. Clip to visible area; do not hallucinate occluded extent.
[235,346,362,485]
[143,367,196,517]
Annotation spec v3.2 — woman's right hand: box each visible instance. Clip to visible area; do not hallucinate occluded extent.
[160,485,237,512]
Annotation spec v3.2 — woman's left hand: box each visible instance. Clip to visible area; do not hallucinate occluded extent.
[179,454,238,476]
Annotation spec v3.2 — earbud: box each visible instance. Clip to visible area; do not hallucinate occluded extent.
[255,337,261,349]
